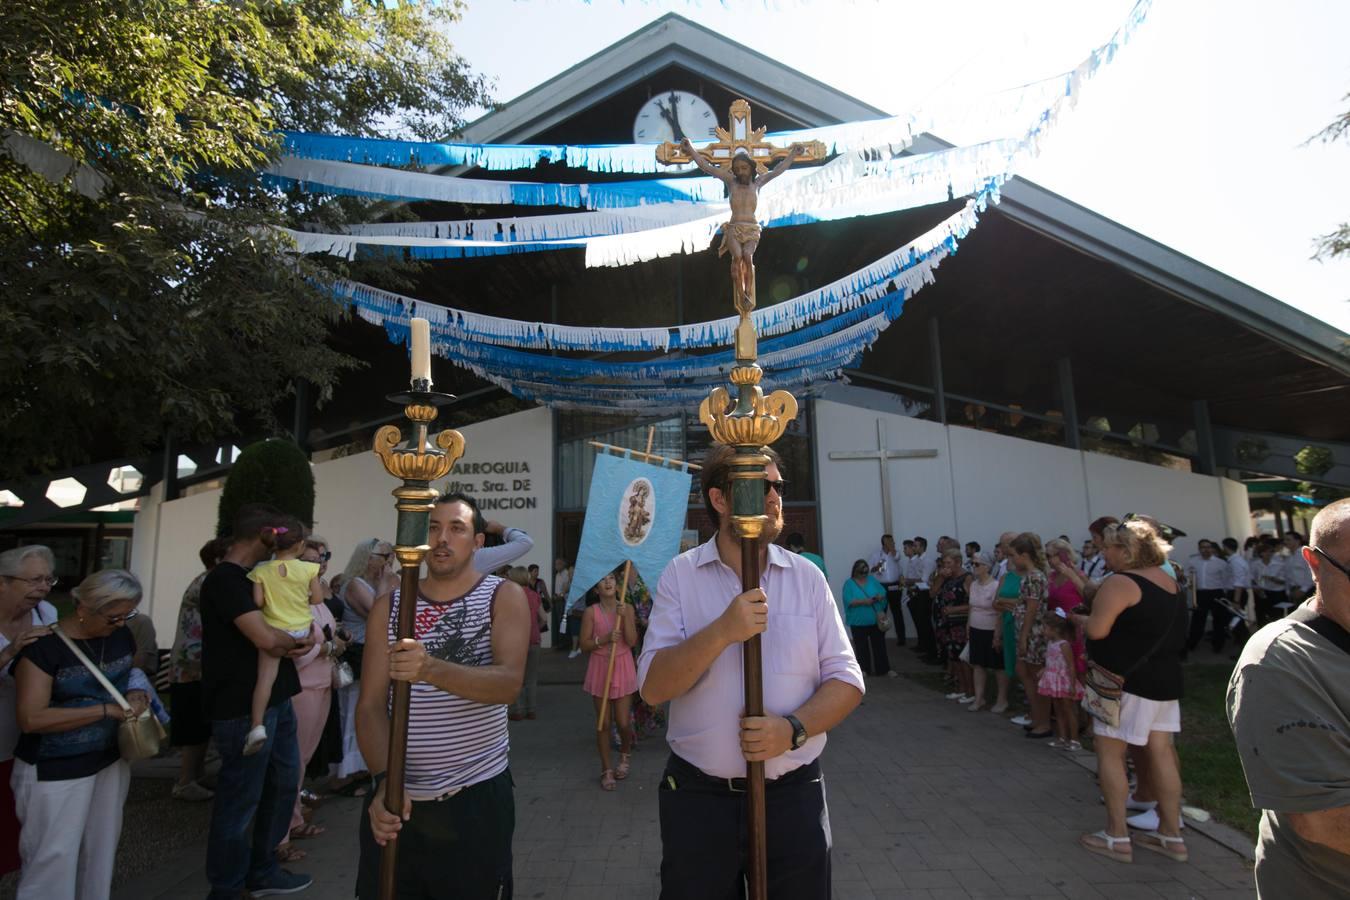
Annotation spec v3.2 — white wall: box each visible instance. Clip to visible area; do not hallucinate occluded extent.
[132,407,554,641]
[815,398,1251,601]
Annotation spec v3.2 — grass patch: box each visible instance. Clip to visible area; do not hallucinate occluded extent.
[1177,662,1258,839]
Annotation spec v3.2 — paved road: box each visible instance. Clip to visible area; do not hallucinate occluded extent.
[113,662,1256,899]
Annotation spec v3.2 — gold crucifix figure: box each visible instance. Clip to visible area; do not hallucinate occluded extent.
[656,100,826,360]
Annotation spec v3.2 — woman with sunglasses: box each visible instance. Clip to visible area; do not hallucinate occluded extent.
[13,568,149,898]
[0,546,60,877]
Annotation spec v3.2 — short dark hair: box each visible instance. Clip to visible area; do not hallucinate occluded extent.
[902,539,914,547]
[965,541,980,552]
[881,533,894,543]
[786,532,806,550]
[198,536,230,571]
[914,536,928,549]
[528,563,539,572]
[231,503,283,543]
[436,492,486,535]
[700,443,783,530]
[1222,537,1239,552]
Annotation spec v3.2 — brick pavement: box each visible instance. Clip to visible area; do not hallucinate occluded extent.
[113,663,1256,899]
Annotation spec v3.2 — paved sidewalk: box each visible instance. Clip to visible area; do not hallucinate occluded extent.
[113,669,1256,899]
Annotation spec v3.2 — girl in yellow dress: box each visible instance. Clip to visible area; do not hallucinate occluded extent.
[244,517,323,755]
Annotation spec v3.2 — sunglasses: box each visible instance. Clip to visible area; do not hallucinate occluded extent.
[317,551,332,562]
[1313,547,1350,580]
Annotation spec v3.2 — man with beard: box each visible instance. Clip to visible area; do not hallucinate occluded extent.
[638,443,863,899]
[356,493,530,900]
[680,138,806,305]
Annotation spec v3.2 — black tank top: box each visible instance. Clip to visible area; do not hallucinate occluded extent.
[1086,572,1187,701]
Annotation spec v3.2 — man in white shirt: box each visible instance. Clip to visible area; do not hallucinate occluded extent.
[1284,532,1314,603]
[868,534,905,647]
[1252,542,1288,625]
[639,443,863,899]
[1223,537,1254,641]
[1187,539,1234,653]
[905,537,938,662]
[1081,541,1108,581]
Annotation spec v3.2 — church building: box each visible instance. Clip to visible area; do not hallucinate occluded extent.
[3,15,1347,641]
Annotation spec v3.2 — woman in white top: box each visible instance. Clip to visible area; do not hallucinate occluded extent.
[0,546,60,876]
[965,553,1008,712]
[332,540,396,794]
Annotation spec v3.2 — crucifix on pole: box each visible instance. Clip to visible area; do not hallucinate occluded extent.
[827,418,938,537]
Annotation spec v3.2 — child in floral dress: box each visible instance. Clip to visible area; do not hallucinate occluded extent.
[1038,612,1083,751]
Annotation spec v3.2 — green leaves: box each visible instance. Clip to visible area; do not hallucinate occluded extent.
[0,0,490,476]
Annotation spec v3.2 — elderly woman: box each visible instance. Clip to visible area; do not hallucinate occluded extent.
[933,549,973,700]
[169,537,229,803]
[332,539,396,795]
[13,568,148,899]
[0,546,60,876]
[1075,520,1189,865]
[275,539,347,863]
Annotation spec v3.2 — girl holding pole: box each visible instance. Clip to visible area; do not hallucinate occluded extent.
[580,570,638,791]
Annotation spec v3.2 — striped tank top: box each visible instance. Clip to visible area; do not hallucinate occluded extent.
[388,575,509,800]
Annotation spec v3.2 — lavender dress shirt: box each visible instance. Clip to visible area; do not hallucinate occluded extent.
[637,537,865,780]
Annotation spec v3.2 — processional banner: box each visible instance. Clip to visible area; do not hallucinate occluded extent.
[564,452,692,610]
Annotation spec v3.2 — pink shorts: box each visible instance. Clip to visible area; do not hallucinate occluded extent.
[1092,692,1180,746]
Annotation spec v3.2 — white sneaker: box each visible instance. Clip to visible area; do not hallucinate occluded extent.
[1047,738,1066,749]
[1126,794,1158,813]
[1126,808,1184,831]
[242,725,267,757]
[945,691,965,700]
[172,780,215,802]
[1010,714,1032,726]
[886,670,899,678]
[568,648,581,660]
[1063,740,1082,752]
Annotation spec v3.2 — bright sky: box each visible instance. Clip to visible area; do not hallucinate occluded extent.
[448,0,1350,333]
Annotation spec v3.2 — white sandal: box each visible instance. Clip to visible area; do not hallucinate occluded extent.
[1079,830,1132,863]
[1135,830,1188,862]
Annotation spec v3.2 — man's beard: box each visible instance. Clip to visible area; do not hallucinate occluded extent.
[761,507,784,544]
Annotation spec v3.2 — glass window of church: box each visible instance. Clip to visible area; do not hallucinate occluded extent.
[555,414,684,510]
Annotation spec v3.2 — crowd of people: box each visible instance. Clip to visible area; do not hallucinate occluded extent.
[820,513,1325,870]
[0,466,1336,897]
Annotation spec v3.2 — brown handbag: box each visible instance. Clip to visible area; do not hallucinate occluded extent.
[53,626,167,762]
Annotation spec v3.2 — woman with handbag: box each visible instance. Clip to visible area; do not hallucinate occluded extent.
[842,559,893,677]
[12,568,149,900]
[274,542,349,863]
[1074,519,1188,866]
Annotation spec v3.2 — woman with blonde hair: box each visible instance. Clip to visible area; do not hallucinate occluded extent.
[1009,532,1054,739]
[1075,520,1189,864]
[13,569,149,899]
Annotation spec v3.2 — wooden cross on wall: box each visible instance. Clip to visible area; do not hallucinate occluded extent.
[827,418,939,538]
[655,99,826,174]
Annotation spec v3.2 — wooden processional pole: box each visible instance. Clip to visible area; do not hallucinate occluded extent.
[371,318,465,900]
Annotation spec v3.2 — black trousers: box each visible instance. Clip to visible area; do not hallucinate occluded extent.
[909,589,936,656]
[850,625,891,676]
[658,755,830,900]
[882,584,906,644]
[356,768,514,900]
[1255,590,1286,626]
[1187,589,1229,652]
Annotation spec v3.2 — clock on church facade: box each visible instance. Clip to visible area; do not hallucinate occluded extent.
[632,89,718,143]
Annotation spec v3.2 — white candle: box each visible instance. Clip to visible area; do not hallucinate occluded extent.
[410,318,431,385]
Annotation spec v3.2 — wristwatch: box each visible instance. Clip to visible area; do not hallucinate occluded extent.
[785,714,808,750]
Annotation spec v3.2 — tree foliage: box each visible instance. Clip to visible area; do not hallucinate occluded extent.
[217,438,316,538]
[1313,90,1350,260]
[0,1,492,476]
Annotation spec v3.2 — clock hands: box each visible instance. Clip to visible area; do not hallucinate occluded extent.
[657,91,686,141]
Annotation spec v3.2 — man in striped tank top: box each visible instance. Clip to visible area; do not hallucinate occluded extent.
[354,493,531,900]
